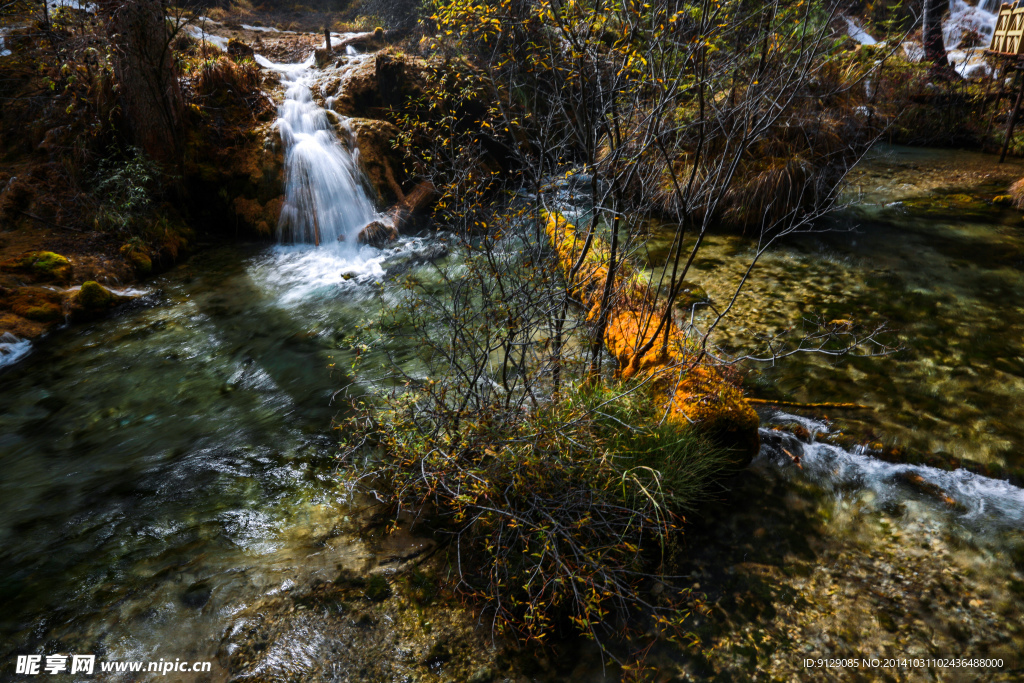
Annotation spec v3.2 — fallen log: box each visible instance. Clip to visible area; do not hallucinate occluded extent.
[746,398,872,410]
[333,28,385,50]
[543,211,761,463]
[355,181,437,247]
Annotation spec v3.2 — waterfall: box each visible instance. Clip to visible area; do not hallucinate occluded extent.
[255,53,378,247]
[944,0,999,49]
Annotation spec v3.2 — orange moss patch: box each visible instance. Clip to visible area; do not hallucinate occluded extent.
[7,287,64,322]
[543,212,759,459]
[233,195,283,235]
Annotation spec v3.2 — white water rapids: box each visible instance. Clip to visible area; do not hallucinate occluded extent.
[255,50,378,246]
[760,414,1024,529]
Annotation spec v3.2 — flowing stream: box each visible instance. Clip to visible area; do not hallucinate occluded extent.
[1,47,1022,681]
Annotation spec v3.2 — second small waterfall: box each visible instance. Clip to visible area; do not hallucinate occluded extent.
[260,54,377,246]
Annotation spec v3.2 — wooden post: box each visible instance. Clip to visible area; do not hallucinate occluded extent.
[1000,68,1024,162]
[988,58,1017,136]
[980,58,999,117]
[324,26,332,52]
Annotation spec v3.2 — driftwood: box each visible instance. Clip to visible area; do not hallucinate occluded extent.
[334,28,385,51]
[356,181,437,247]
[745,397,872,410]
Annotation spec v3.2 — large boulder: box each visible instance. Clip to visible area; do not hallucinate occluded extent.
[357,220,398,248]
[69,281,126,321]
[331,49,431,119]
[345,118,406,205]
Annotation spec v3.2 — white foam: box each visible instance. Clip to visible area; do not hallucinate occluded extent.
[770,411,831,439]
[902,41,924,62]
[242,24,297,34]
[249,240,422,305]
[0,333,31,369]
[47,0,96,13]
[187,24,230,51]
[64,284,149,297]
[323,33,360,50]
[760,423,1024,529]
[948,47,992,78]
[845,17,877,45]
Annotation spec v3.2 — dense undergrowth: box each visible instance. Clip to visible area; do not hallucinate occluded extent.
[341,382,732,648]
[0,0,277,272]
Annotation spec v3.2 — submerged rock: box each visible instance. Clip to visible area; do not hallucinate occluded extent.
[181,582,212,609]
[673,280,710,310]
[363,574,392,602]
[357,220,398,248]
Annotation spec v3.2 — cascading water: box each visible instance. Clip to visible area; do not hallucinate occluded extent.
[760,413,1024,529]
[846,0,1000,78]
[945,0,999,50]
[256,52,377,246]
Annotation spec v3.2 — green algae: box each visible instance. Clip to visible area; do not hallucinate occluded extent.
[1,250,72,282]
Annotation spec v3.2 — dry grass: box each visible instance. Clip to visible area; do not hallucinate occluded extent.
[718,109,858,230]
[192,54,260,99]
[1010,177,1024,209]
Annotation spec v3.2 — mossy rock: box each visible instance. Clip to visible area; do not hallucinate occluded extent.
[0,251,72,283]
[673,281,710,310]
[9,287,63,322]
[128,251,153,275]
[331,49,432,120]
[227,38,254,61]
[76,281,115,310]
[364,574,392,602]
[345,118,406,205]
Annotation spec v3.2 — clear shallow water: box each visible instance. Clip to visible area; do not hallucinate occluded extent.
[0,240,440,679]
[626,145,1024,678]
[646,145,1024,476]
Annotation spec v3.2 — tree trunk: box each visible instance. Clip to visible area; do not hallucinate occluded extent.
[922,0,949,67]
[101,0,185,170]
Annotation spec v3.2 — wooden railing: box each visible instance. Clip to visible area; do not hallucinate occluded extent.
[990,3,1024,55]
